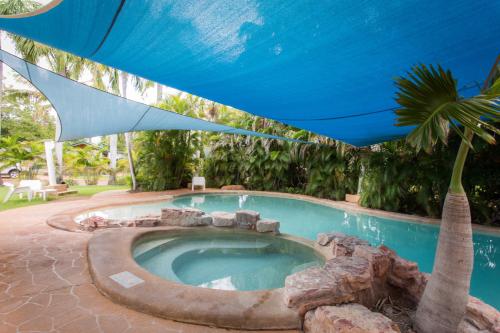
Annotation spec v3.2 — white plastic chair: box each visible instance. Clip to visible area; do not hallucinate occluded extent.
[191,176,206,191]
[2,182,33,203]
[19,180,56,201]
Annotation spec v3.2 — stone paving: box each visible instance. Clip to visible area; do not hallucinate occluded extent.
[0,190,297,333]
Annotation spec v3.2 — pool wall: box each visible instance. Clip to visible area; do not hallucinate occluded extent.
[88,226,328,330]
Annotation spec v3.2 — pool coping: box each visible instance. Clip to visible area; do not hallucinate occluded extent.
[46,189,500,236]
[88,226,326,330]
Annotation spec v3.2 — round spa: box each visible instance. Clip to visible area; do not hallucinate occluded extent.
[88,227,324,329]
[133,230,324,291]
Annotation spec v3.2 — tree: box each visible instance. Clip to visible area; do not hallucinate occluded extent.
[394,64,499,333]
[0,0,41,137]
[0,136,44,179]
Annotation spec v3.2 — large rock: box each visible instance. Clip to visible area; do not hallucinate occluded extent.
[304,304,401,333]
[317,232,346,246]
[456,297,500,333]
[353,245,391,279]
[134,215,161,227]
[236,210,260,229]
[256,219,280,233]
[160,207,203,227]
[317,233,369,257]
[284,256,371,314]
[211,211,236,227]
[332,235,369,257]
[380,245,427,302]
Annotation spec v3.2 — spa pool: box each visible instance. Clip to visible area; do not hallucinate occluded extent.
[133,231,323,290]
[77,193,500,308]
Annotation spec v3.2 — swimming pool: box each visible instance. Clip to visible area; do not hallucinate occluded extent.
[79,193,500,308]
[133,231,323,291]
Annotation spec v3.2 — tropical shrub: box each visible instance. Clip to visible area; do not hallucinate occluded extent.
[135,130,200,191]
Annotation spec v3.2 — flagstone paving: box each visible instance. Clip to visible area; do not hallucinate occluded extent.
[0,190,298,333]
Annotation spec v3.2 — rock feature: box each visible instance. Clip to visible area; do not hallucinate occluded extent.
[304,304,401,333]
[212,211,236,227]
[256,219,280,233]
[130,216,158,227]
[221,185,246,190]
[284,256,371,314]
[298,233,500,333]
[379,245,427,303]
[317,232,345,246]
[236,210,260,229]
[160,208,204,227]
[459,296,500,333]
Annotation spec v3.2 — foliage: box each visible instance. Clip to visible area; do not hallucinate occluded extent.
[135,96,202,191]
[395,64,499,152]
[64,146,108,185]
[0,88,55,140]
[0,136,44,179]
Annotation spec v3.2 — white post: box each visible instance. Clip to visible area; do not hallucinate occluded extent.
[44,140,57,186]
[109,134,118,169]
[55,142,63,183]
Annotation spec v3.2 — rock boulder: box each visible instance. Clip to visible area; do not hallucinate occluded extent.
[160,207,203,227]
[304,304,401,333]
[212,211,236,227]
[236,210,260,229]
[284,256,372,314]
[256,219,280,233]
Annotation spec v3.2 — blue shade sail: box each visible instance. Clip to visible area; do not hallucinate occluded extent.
[0,0,498,146]
[0,50,297,142]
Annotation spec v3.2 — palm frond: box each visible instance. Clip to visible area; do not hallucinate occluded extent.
[395,64,499,152]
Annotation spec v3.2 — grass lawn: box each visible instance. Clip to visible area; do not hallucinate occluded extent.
[0,184,128,212]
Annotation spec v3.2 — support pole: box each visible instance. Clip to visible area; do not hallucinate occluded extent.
[44,140,57,186]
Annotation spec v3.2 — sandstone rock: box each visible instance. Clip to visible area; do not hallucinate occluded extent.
[256,219,280,233]
[160,208,203,226]
[221,185,245,190]
[80,216,110,231]
[192,214,213,226]
[284,256,371,314]
[134,216,160,227]
[380,245,427,302]
[459,296,500,333]
[331,235,369,257]
[235,210,260,229]
[304,304,401,333]
[317,232,346,246]
[353,245,391,279]
[212,211,236,227]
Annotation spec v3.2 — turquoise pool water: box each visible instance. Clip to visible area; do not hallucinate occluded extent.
[133,232,323,290]
[81,194,499,308]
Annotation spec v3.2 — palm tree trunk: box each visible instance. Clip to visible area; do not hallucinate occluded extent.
[0,31,3,186]
[108,134,118,184]
[120,72,137,190]
[415,129,474,333]
[156,83,163,103]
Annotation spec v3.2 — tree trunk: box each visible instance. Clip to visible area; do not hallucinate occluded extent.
[124,132,136,191]
[156,83,163,103]
[108,134,118,184]
[414,192,473,332]
[0,31,3,186]
[120,72,137,190]
[415,129,474,333]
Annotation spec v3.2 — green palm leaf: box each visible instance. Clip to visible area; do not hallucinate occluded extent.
[395,64,499,152]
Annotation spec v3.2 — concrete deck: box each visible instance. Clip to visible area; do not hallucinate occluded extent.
[0,190,298,333]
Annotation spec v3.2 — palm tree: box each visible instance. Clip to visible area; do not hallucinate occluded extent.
[87,62,120,184]
[394,64,499,333]
[0,0,41,137]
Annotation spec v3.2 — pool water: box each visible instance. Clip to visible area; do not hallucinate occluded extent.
[133,232,323,290]
[82,194,500,308]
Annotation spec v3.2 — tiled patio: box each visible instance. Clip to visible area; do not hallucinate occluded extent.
[0,190,298,333]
